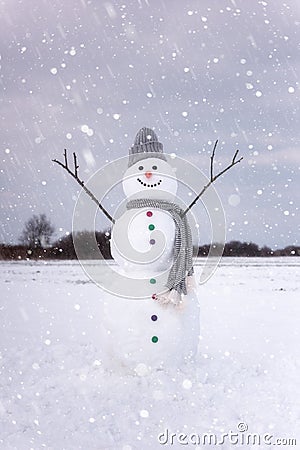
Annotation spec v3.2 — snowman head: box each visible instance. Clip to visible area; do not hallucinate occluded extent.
[122,157,178,201]
[123,127,178,201]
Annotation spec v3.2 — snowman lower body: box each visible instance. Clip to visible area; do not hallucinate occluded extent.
[99,272,200,373]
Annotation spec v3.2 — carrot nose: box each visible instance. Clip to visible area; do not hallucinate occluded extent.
[145,171,152,179]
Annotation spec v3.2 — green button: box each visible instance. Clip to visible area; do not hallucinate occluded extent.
[152,336,158,343]
[148,224,155,231]
[150,278,156,284]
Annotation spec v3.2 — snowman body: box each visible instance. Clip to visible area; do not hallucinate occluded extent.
[112,208,175,273]
[100,155,200,371]
[100,285,199,371]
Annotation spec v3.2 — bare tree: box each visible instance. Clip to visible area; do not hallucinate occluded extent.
[19,214,55,248]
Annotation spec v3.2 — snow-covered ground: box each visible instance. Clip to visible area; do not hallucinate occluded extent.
[1,258,300,450]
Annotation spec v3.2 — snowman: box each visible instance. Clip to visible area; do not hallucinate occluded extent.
[53,127,242,373]
[101,127,200,372]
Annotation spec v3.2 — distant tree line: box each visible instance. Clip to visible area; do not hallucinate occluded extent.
[0,233,299,261]
[0,214,299,260]
[0,230,112,260]
[197,241,299,257]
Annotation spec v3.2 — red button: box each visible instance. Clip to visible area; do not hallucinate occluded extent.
[146,211,153,217]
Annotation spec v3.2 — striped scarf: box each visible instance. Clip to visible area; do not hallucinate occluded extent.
[126,199,194,295]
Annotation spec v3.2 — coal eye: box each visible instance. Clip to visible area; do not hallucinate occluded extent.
[152,165,157,170]
[138,166,143,170]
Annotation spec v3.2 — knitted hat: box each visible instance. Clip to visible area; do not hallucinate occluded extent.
[128,127,167,167]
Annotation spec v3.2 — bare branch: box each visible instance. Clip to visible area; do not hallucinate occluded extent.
[52,150,115,224]
[210,139,218,181]
[64,148,68,168]
[182,141,243,217]
[73,152,79,178]
[211,152,243,183]
[232,149,239,164]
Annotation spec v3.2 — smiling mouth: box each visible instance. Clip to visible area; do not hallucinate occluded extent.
[137,178,162,188]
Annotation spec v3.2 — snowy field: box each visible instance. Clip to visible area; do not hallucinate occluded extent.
[1,258,300,450]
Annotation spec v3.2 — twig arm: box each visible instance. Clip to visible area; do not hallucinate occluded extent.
[64,149,68,167]
[182,141,243,217]
[73,153,79,178]
[210,139,218,181]
[52,150,115,224]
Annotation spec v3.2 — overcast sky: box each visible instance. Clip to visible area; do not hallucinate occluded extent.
[1,0,299,248]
